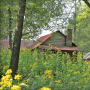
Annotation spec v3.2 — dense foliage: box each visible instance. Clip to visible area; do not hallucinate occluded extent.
[0,49,90,90]
[0,0,66,39]
[67,2,90,53]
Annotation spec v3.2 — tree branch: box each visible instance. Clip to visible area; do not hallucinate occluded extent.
[22,32,31,37]
[83,0,90,8]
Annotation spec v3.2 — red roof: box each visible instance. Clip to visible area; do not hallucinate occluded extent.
[39,45,80,51]
[31,33,51,49]
[0,39,34,50]
[31,31,80,51]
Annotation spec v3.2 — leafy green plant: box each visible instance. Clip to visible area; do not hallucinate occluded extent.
[1,49,90,90]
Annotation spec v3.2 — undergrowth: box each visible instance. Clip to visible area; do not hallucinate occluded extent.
[0,49,90,90]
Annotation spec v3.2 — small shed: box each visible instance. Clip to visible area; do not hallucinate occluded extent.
[30,29,80,57]
[83,52,90,61]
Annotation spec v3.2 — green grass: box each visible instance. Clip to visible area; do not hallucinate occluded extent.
[0,49,90,90]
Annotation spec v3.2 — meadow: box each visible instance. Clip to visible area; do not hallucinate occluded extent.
[0,49,90,90]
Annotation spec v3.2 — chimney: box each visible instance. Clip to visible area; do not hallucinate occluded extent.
[66,29,72,47]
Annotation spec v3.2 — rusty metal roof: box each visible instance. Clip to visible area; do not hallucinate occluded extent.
[83,52,90,60]
[31,33,51,49]
[37,45,80,51]
[30,31,80,51]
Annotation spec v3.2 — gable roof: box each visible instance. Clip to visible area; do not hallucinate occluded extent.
[0,39,34,50]
[31,33,51,49]
[83,52,90,60]
[30,31,80,51]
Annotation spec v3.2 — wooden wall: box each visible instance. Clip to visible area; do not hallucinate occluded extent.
[42,32,66,47]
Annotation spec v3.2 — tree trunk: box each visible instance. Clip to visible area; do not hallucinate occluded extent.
[8,8,12,50]
[74,0,76,43]
[9,0,26,77]
[0,10,2,39]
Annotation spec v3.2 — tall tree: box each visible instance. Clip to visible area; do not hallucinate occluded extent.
[9,0,26,77]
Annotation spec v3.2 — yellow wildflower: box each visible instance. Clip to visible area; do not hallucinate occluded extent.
[28,73,31,76]
[84,78,87,80]
[48,76,51,78]
[0,75,12,87]
[30,65,32,67]
[73,71,80,75]
[0,86,3,90]
[55,71,58,75]
[31,69,33,71]
[22,67,25,70]
[5,69,12,75]
[70,81,74,84]
[82,72,89,77]
[54,80,61,83]
[67,69,73,72]
[11,85,21,90]
[45,70,52,75]
[43,62,49,65]
[41,74,46,81]
[60,84,63,86]
[78,86,81,88]
[83,86,86,88]
[35,75,38,78]
[38,87,51,90]
[66,74,70,77]
[62,62,64,64]
[26,79,30,83]
[14,74,22,80]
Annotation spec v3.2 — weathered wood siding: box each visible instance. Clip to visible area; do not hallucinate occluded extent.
[42,32,66,47]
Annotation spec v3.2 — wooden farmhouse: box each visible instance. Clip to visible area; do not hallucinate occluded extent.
[30,29,80,57]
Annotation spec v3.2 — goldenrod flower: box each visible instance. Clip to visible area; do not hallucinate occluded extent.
[11,85,21,90]
[14,74,22,80]
[38,87,51,90]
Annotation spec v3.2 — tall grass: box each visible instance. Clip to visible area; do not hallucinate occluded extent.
[0,49,90,90]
